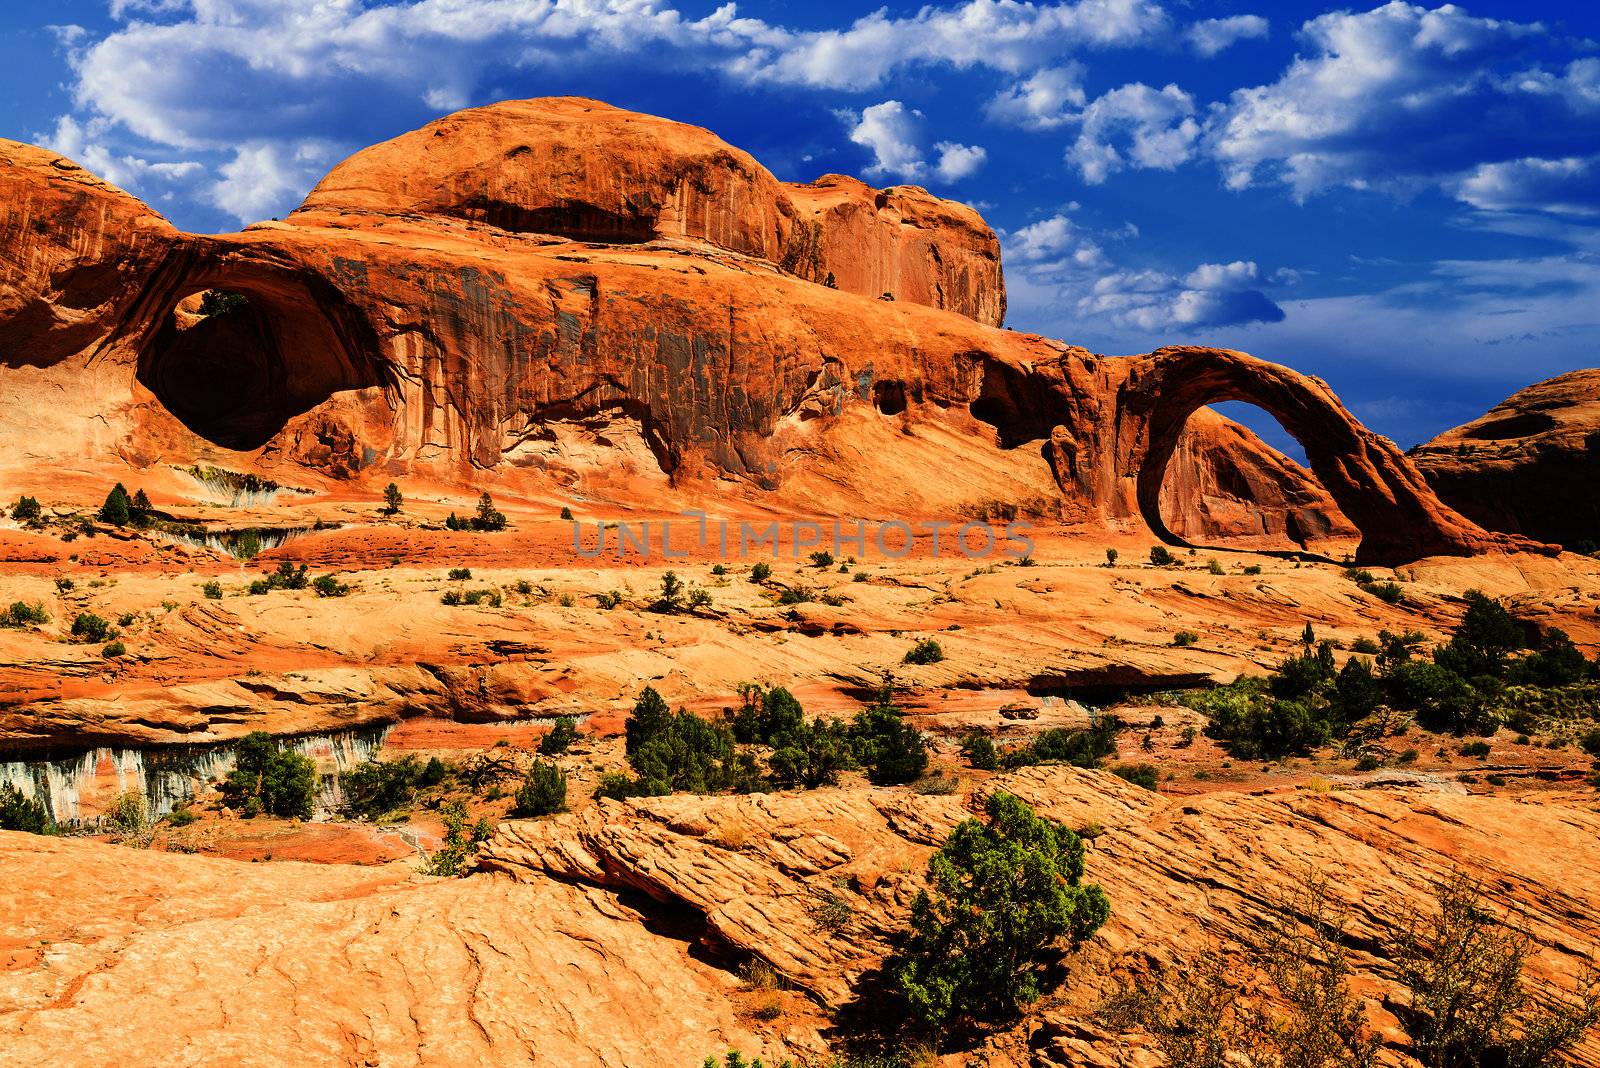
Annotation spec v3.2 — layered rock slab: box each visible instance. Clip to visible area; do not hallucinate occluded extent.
[0,832,779,1067]
[1412,368,1600,548]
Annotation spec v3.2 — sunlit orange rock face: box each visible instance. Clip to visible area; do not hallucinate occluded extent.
[1411,369,1600,550]
[0,98,1546,563]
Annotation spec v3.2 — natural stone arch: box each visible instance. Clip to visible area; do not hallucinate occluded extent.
[1119,347,1514,565]
[126,251,391,451]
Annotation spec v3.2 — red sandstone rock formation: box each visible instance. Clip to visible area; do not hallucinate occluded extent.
[0,98,1549,564]
[1410,369,1600,549]
[1162,407,1357,548]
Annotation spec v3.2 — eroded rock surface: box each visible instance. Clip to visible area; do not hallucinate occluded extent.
[1411,369,1600,548]
[6,769,1597,1067]
[0,99,1545,563]
[1162,406,1357,549]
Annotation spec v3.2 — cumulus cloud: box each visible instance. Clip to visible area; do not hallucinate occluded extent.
[848,101,986,184]
[210,140,344,222]
[1455,155,1600,217]
[1186,15,1269,57]
[1066,82,1199,184]
[934,141,988,181]
[1206,2,1599,203]
[984,65,1087,129]
[1081,260,1285,331]
[1004,215,1283,332]
[849,101,930,180]
[52,0,1169,220]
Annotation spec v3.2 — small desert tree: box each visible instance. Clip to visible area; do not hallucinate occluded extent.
[382,482,403,515]
[893,790,1110,1032]
[99,483,131,526]
[1395,871,1600,1068]
[512,760,568,817]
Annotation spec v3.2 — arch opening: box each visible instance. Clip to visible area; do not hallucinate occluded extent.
[136,268,388,451]
[1153,402,1357,556]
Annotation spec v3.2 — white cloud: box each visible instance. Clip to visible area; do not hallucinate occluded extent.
[209,139,343,222]
[1004,215,1283,332]
[849,101,929,181]
[984,65,1087,129]
[934,141,988,181]
[1204,2,1598,203]
[1186,15,1268,57]
[1066,82,1199,184]
[40,114,203,198]
[847,102,987,185]
[1455,154,1600,217]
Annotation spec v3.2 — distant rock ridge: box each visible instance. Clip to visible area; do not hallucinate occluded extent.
[0,99,1548,563]
[1411,368,1600,549]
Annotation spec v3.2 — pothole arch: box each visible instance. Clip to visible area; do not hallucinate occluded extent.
[134,263,389,451]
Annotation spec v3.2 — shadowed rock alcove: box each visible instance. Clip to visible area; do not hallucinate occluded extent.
[136,265,389,451]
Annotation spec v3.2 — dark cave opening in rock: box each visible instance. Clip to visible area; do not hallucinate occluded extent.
[872,380,907,416]
[136,273,388,452]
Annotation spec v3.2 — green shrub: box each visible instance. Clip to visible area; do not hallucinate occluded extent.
[903,638,945,664]
[961,731,999,770]
[687,585,713,610]
[775,584,814,605]
[1207,558,1225,576]
[850,685,928,785]
[892,791,1109,1031]
[382,482,403,515]
[1399,748,1419,763]
[1512,627,1589,686]
[1362,580,1405,604]
[102,640,126,658]
[732,684,806,746]
[618,686,759,795]
[597,589,623,609]
[164,805,198,828]
[441,590,462,606]
[423,799,478,876]
[710,563,727,576]
[1001,720,1122,771]
[539,716,578,755]
[312,573,350,597]
[1356,753,1382,771]
[1434,590,1523,680]
[750,562,772,582]
[222,731,316,819]
[447,567,472,581]
[341,756,430,819]
[202,580,223,599]
[0,601,48,627]
[11,495,42,524]
[1149,545,1176,566]
[768,718,857,789]
[1105,548,1118,566]
[809,550,835,569]
[1243,564,1263,575]
[512,760,568,817]
[1460,740,1491,758]
[1172,630,1198,647]
[1351,636,1381,655]
[1112,762,1159,790]
[70,612,113,643]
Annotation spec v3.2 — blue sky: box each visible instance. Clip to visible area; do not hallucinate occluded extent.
[3,1,1599,454]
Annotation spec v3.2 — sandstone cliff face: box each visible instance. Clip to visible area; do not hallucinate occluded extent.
[0,100,1546,564]
[1411,369,1600,549]
[1162,407,1357,548]
[299,97,1006,326]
